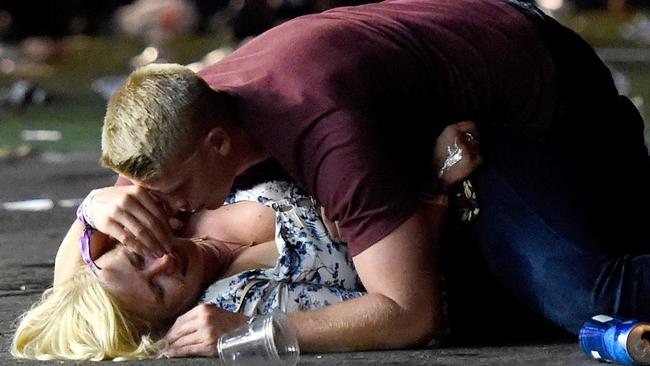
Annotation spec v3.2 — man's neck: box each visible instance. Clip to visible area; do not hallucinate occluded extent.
[229,128,271,176]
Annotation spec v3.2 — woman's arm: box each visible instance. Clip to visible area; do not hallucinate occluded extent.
[53,221,113,286]
[220,239,279,277]
[184,201,276,245]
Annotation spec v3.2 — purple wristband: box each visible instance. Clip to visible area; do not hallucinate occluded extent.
[76,204,101,276]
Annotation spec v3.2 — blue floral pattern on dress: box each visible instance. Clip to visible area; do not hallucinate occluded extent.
[201,181,365,316]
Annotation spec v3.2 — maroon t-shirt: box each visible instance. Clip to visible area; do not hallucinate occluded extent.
[198,0,556,256]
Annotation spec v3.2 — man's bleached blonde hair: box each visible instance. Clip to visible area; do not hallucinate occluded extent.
[101,63,231,181]
[11,268,159,361]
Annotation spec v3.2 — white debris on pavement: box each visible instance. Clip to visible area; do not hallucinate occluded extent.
[1,198,86,211]
[2,199,54,211]
[57,198,83,208]
[20,129,62,142]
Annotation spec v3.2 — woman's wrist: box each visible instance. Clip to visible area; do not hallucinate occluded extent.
[76,191,109,276]
[80,191,97,229]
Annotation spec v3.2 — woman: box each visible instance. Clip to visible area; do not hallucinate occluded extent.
[11,180,364,360]
[11,122,480,360]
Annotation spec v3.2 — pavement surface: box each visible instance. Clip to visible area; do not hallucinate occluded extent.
[0,152,602,365]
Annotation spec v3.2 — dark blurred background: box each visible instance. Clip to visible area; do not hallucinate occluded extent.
[0,0,380,42]
[0,0,648,41]
[0,0,648,156]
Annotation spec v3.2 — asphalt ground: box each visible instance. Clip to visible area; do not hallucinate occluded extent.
[0,152,603,365]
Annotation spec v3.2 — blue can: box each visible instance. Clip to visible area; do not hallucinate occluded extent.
[579,315,650,365]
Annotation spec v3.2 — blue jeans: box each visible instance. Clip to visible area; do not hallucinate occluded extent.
[442,2,650,342]
[475,127,650,334]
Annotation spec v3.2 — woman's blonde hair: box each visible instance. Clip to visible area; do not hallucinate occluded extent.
[101,63,231,181]
[11,268,159,361]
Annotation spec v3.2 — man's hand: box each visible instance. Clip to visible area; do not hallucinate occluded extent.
[86,185,173,257]
[163,304,249,357]
[434,121,483,186]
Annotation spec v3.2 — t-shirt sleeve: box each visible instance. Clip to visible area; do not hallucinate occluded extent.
[302,109,420,257]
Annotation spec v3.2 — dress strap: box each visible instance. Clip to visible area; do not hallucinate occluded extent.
[271,196,318,212]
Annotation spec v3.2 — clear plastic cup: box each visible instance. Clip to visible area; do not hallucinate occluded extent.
[217,310,300,366]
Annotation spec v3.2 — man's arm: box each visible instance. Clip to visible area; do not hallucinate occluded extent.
[291,205,443,351]
[288,121,480,350]
[163,204,445,356]
[163,121,482,355]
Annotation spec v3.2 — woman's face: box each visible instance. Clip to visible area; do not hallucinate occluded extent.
[94,238,205,330]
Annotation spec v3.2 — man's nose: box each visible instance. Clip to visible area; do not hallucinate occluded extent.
[145,253,176,277]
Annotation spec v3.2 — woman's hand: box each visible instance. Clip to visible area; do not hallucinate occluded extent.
[433,121,483,186]
[163,304,249,357]
[85,185,173,257]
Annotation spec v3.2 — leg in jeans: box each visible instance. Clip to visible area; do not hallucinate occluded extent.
[462,6,650,335]
[474,123,650,334]
[441,4,650,340]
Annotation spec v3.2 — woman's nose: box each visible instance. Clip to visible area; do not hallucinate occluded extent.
[145,253,176,277]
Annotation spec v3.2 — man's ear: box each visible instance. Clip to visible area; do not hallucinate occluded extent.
[205,127,231,156]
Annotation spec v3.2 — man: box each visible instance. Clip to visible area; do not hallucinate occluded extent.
[57,0,650,356]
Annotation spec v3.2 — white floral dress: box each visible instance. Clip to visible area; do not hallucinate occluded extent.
[200,181,365,316]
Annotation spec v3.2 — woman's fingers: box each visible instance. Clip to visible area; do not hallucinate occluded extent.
[165,328,203,352]
[164,319,219,357]
[165,315,199,346]
[131,186,168,223]
[165,342,215,358]
[129,186,174,242]
[102,219,131,244]
[115,187,172,248]
[167,328,217,351]
[164,305,249,358]
[164,304,213,344]
[110,211,163,257]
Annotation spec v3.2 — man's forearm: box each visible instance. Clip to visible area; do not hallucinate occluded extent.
[290,290,440,352]
[290,207,444,352]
